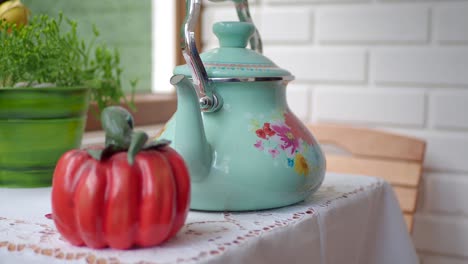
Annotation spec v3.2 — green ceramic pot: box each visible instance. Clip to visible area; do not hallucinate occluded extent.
[0,87,90,187]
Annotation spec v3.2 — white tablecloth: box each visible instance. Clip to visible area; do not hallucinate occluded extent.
[0,173,418,264]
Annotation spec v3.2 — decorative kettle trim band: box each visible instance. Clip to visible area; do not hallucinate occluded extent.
[185,76,295,83]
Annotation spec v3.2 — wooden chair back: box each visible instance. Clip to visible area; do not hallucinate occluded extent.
[308,124,426,233]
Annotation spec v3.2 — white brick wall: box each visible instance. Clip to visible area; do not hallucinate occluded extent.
[265,47,367,82]
[261,8,312,43]
[203,1,468,262]
[413,214,468,257]
[424,173,468,215]
[372,48,468,86]
[317,5,429,43]
[312,87,426,126]
[434,3,468,43]
[429,90,468,129]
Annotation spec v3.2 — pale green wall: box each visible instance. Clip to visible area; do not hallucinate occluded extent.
[23,0,152,93]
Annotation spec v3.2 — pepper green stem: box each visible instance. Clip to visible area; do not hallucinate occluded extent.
[128,131,149,165]
[101,106,134,150]
[86,106,146,163]
[86,106,170,163]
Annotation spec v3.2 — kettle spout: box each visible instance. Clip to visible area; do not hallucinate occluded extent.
[170,75,212,182]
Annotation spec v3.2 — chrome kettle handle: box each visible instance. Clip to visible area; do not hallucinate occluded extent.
[182,0,261,112]
[182,0,221,112]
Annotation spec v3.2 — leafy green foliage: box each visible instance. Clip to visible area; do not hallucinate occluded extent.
[0,13,135,111]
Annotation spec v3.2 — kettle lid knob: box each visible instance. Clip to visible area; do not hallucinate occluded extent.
[213,21,255,48]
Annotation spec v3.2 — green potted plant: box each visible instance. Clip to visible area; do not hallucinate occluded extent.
[0,13,134,187]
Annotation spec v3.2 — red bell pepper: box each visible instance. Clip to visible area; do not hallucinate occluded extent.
[51,106,190,249]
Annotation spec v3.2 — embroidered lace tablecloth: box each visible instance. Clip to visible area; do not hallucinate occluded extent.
[0,173,418,264]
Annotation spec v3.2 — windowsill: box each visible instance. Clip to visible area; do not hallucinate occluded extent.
[85,92,176,131]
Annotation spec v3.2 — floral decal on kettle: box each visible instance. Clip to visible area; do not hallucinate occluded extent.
[249,111,315,176]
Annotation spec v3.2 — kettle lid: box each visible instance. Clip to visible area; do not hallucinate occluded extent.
[174,21,293,82]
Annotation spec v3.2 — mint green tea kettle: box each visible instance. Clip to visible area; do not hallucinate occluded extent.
[158,0,326,211]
